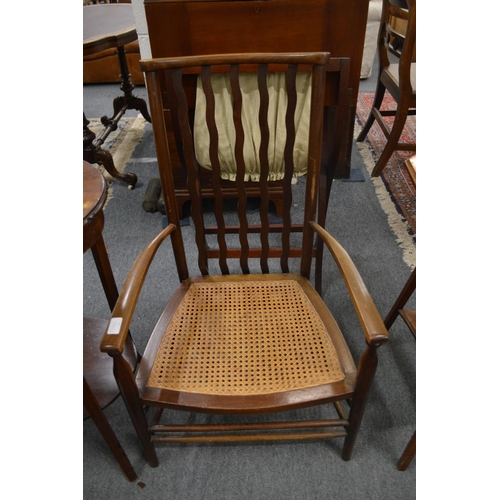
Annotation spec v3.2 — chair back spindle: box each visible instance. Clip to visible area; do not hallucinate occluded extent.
[200,66,230,274]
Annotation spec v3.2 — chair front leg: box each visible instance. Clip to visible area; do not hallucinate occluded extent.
[342,343,379,461]
[112,353,159,467]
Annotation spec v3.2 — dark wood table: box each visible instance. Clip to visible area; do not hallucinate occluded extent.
[83,160,138,481]
[144,0,370,181]
[83,4,151,188]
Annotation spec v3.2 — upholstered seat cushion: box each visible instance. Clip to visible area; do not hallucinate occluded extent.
[385,63,417,92]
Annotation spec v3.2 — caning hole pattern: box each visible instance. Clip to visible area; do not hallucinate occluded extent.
[147,280,345,395]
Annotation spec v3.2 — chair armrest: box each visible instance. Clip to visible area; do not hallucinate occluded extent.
[100,224,177,355]
[311,221,388,346]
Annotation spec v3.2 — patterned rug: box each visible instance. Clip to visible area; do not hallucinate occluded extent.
[355,91,416,267]
[86,115,147,201]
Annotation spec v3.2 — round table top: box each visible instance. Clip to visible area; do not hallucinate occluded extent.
[83,160,107,226]
[83,4,137,56]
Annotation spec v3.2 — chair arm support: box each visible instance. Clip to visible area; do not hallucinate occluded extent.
[100,224,177,355]
[310,221,388,346]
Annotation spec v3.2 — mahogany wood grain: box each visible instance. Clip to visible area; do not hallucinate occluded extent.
[143,0,365,216]
[143,0,367,108]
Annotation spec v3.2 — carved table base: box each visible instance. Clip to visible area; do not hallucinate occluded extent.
[83,46,151,189]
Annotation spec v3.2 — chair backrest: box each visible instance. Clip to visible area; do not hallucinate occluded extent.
[379,0,416,86]
[141,53,329,281]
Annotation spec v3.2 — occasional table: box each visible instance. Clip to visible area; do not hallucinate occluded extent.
[83,4,151,188]
[83,160,138,481]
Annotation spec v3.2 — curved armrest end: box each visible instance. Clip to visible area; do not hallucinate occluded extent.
[100,224,177,354]
[311,221,389,346]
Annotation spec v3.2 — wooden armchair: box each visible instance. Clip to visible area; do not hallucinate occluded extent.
[100,53,388,468]
[357,0,416,177]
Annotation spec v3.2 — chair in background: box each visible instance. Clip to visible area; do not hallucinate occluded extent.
[99,53,388,468]
[357,0,416,177]
[384,267,416,470]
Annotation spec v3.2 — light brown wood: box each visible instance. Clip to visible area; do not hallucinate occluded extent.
[310,221,389,346]
[103,53,388,467]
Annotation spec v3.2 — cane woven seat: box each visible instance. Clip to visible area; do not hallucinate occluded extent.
[147,277,345,397]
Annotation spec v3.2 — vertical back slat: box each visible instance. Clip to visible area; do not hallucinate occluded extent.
[280,64,298,273]
[230,64,250,274]
[201,66,230,275]
[257,64,271,274]
[166,68,209,275]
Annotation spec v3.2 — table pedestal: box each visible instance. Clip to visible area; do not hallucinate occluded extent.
[83,3,152,188]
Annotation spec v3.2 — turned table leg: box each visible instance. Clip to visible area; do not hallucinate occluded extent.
[101,46,152,128]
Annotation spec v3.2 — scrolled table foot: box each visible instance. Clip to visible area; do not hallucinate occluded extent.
[92,145,138,189]
[130,95,152,123]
